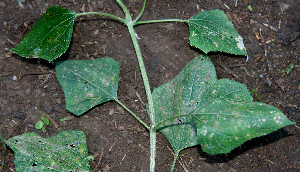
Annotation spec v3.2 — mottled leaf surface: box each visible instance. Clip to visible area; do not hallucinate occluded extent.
[9,6,76,62]
[56,57,120,116]
[5,130,91,172]
[152,54,295,155]
[187,10,247,56]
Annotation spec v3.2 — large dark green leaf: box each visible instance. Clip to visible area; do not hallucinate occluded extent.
[55,57,120,116]
[9,6,76,62]
[152,54,294,155]
[5,130,92,172]
[187,10,247,56]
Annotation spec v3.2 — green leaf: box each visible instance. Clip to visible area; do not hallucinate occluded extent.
[41,126,46,133]
[5,130,92,172]
[152,54,295,155]
[9,6,76,62]
[187,10,247,56]
[55,57,120,116]
[41,115,50,125]
[35,121,44,130]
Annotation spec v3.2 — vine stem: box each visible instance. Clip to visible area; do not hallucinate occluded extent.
[126,22,157,172]
[115,0,157,171]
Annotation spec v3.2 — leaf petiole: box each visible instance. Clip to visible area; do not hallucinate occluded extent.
[115,99,150,131]
[133,0,147,22]
[76,12,125,23]
[135,19,187,25]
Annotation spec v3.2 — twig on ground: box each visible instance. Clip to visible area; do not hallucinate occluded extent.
[216,58,240,79]
[136,92,145,106]
[259,28,275,81]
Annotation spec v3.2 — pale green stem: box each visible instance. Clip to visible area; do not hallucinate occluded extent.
[76,12,125,23]
[133,0,147,22]
[127,22,157,172]
[115,99,150,131]
[135,19,187,25]
[115,0,132,21]
[170,151,179,172]
[115,1,157,171]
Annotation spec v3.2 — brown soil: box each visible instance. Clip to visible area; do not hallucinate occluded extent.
[1,0,299,171]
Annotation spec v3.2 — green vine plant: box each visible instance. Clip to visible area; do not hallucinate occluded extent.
[35,115,50,133]
[4,0,295,171]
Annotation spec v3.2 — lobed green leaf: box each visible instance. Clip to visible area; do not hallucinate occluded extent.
[187,10,247,56]
[9,6,76,62]
[151,54,295,155]
[55,57,120,116]
[5,130,92,172]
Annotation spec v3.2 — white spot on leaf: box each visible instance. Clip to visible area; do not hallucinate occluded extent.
[235,36,245,50]
[86,93,94,97]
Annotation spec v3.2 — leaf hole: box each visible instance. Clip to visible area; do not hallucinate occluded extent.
[69,144,75,148]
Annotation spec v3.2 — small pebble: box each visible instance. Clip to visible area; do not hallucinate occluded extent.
[127,139,133,144]
[118,125,125,130]
[109,108,114,115]
[12,75,17,80]
[25,88,31,95]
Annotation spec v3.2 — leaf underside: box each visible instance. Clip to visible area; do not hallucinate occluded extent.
[55,57,120,116]
[151,54,295,155]
[5,130,92,172]
[9,6,76,62]
[188,10,247,56]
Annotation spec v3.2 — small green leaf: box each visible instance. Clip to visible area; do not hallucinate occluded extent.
[152,54,295,155]
[187,10,247,56]
[35,121,44,130]
[9,6,76,62]
[41,126,46,133]
[60,118,66,122]
[55,57,120,116]
[248,5,253,12]
[5,130,92,172]
[41,115,50,125]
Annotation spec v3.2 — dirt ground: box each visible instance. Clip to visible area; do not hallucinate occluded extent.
[0,0,299,171]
